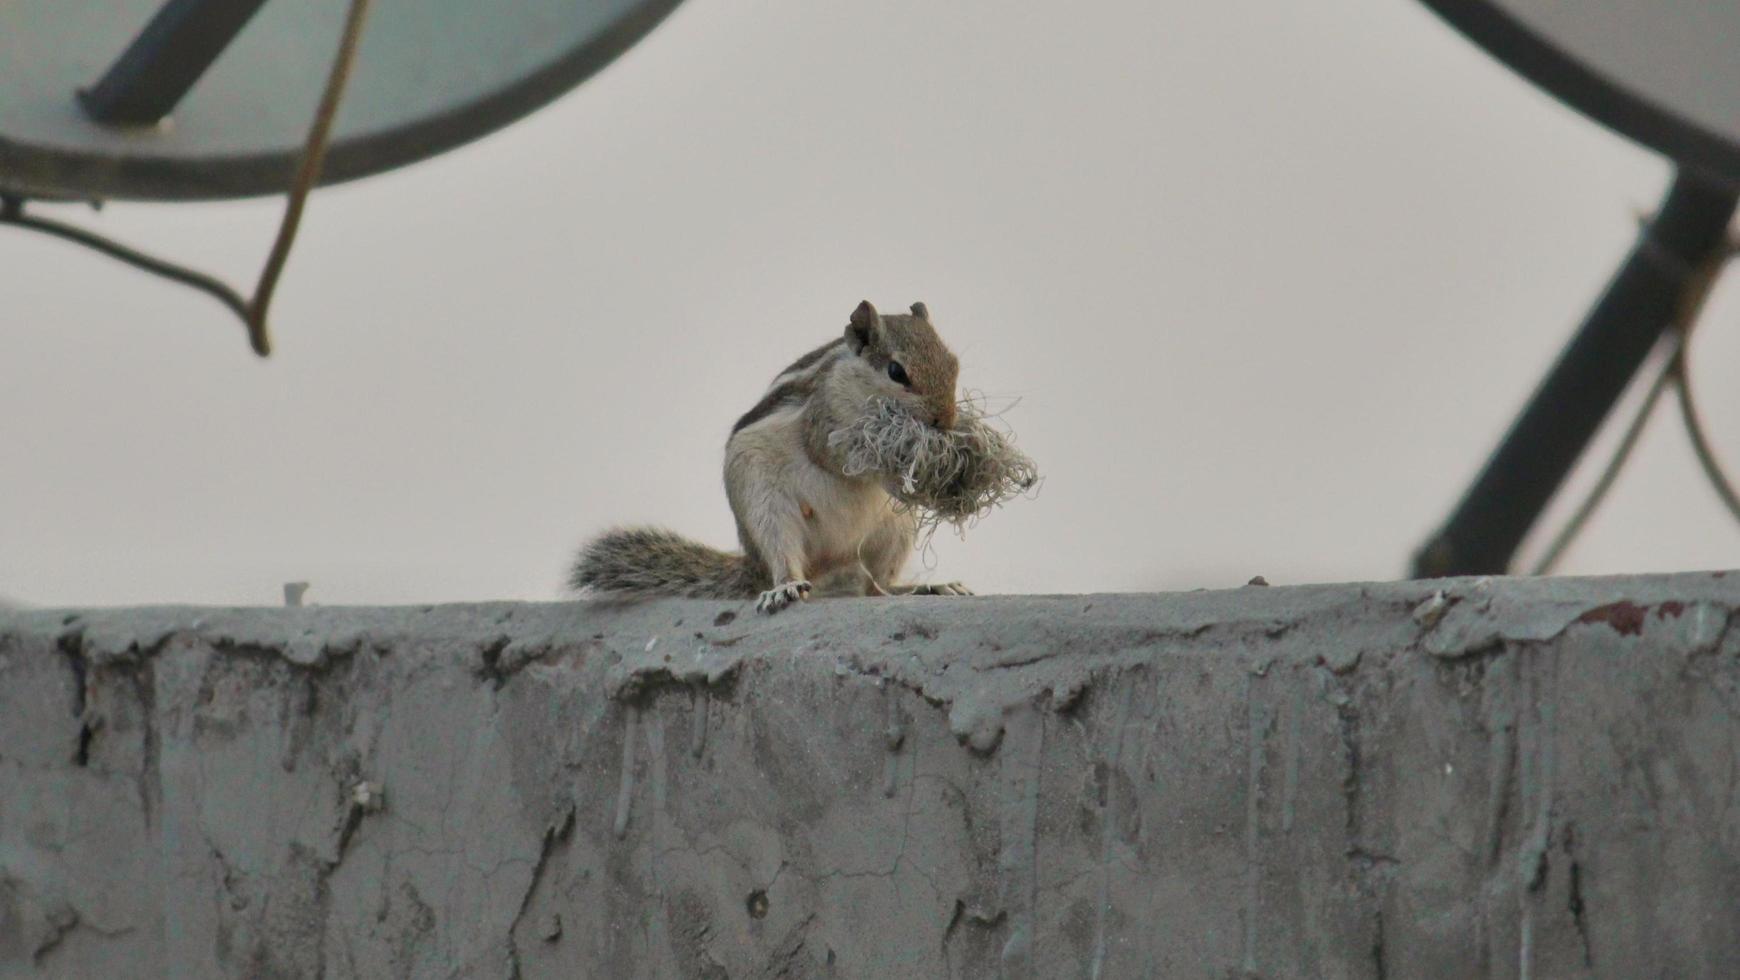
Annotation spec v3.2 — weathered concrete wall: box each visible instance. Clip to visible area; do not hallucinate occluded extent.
[2,574,1739,978]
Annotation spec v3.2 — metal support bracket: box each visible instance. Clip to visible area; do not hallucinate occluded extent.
[79,0,272,125]
[1413,169,1739,577]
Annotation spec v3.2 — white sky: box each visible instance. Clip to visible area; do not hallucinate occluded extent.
[4,0,1738,608]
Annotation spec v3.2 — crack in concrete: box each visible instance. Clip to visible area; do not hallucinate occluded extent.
[1563,824,1593,972]
[506,805,575,979]
[1242,674,1271,978]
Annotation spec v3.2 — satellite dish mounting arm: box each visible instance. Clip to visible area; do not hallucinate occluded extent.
[79,0,274,126]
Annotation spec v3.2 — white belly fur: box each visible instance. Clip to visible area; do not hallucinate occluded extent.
[726,403,899,580]
[790,453,896,577]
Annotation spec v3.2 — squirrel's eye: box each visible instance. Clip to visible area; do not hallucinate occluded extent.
[886,361,911,387]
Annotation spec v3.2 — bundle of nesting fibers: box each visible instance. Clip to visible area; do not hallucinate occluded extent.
[827,397,1038,529]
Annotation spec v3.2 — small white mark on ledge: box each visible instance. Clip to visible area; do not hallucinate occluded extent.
[351,781,384,812]
[1413,591,1449,629]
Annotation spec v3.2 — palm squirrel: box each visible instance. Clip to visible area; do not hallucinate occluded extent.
[571,300,972,613]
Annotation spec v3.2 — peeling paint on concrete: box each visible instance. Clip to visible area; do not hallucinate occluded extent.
[3,572,1740,976]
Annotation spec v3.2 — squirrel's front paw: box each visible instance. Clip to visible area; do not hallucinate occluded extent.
[756,580,812,614]
[909,582,973,596]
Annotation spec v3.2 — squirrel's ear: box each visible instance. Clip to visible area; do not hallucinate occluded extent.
[845,300,879,352]
[909,301,929,320]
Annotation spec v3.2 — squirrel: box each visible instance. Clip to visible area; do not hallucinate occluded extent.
[571,300,972,614]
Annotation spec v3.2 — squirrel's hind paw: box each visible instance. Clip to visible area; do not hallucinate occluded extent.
[908,582,973,596]
[756,580,812,614]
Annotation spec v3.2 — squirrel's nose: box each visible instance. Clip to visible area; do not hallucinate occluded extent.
[933,402,957,431]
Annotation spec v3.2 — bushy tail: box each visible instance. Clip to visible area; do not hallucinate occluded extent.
[569,526,761,599]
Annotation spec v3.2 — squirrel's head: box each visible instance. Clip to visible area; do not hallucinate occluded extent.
[840,300,959,430]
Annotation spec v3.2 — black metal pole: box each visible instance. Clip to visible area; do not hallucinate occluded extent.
[1413,169,1739,577]
[79,0,272,125]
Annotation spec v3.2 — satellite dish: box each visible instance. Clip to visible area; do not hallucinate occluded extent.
[1413,0,1740,577]
[1419,0,1740,184]
[0,0,685,201]
[0,0,684,355]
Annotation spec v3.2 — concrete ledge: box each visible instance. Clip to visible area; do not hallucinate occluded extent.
[3,574,1739,977]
